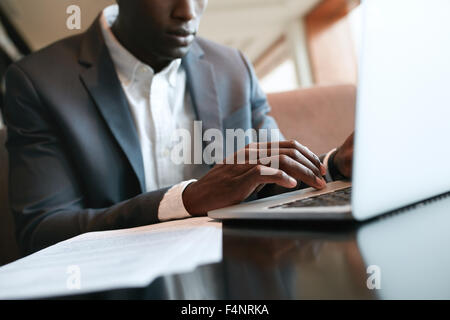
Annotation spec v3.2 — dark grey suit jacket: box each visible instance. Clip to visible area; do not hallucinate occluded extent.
[3,18,281,254]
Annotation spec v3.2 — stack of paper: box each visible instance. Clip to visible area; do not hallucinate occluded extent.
[0,217,222,299]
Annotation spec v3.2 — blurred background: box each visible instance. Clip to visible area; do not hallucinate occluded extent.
[0,0,361,94]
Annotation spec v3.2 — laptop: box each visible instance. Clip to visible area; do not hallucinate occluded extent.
[208,0,450,222]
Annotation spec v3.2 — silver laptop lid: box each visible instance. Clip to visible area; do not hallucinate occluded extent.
[352,0,450,220]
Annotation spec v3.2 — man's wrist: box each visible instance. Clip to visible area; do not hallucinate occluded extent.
[327,149,346,181]
[182,181,203,216]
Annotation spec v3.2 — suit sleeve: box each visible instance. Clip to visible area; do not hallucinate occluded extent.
[3,64,170,255]
[238,51,285,142]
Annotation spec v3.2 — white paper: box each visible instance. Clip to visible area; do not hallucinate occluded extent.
[0,217,222,299]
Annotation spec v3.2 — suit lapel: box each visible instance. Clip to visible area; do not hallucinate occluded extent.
[183,42,223,135]
[78,18,146,192]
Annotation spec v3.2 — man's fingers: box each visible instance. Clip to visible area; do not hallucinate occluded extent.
[277,141,326,176]
[232,147,324,180]
[244,148,322,177]
[276,155,326,189]
[238,155,326,190]
[241,165,298,189]
[246,140,326,176]
[253,155,325,189]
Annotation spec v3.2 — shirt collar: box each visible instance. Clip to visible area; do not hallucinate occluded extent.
[100,4,181,88]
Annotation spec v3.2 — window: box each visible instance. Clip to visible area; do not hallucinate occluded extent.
[260,58,299,94]
[305,0,360,85]
[349,4,363,64]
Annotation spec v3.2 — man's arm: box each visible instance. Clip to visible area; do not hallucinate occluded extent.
[3,64,170,255]
[238,51,281,141]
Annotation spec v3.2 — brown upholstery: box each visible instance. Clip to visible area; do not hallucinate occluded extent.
[267,84,356,155]
[0,125,19,265]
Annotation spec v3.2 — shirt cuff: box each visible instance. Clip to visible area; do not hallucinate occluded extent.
[158,179,197,222]
[323,148,337,183]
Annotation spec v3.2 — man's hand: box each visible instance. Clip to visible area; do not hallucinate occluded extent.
[183,140,327,216]
[333,132,354,179]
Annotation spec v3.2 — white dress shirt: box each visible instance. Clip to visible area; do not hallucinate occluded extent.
[101,5,209,221]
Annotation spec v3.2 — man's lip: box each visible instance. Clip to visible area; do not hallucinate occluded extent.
[167,30,196,37]
[166,31,195,46]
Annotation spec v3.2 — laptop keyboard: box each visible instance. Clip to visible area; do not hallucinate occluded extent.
[269,187,352,209]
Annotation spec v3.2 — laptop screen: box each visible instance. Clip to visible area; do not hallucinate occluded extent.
[352,0,450,220]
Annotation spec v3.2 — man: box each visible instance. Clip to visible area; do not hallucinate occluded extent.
[3,0,353,255]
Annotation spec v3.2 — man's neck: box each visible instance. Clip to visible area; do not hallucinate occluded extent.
[110,22,172,73]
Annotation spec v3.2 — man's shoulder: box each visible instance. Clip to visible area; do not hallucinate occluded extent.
[195,37,238,55]
[194,37,248,68]
[12,33,84,77]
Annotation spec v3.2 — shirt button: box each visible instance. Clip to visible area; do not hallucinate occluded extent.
[163,148,170,157]
[139,65,148,73]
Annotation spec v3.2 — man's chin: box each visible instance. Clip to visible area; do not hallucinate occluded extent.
[166,45,192,59]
